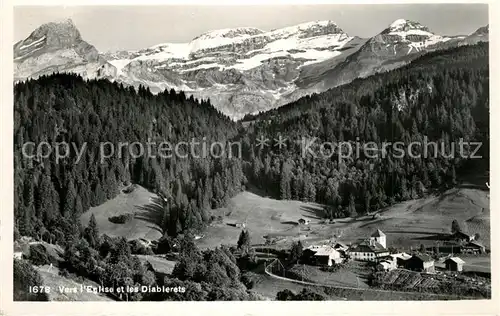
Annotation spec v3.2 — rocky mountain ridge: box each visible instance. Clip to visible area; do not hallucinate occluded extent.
[14,18,488,119]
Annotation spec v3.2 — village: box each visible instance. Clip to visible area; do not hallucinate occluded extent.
[297,227,486,273]
[13,184,491,301]
[258,218,491,298]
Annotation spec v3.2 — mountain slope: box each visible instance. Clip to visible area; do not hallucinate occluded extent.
[13,19,488,119]
[14,19,115,81]
[460,25,489,46]
[103,20,363,119]
[13,19,363,118]
[241,43,489,228]
[311,19,467,90]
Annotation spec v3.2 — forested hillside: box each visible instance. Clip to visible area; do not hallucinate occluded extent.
[243,43,489,218]
[14,76,246,244]
[13,43,489,243]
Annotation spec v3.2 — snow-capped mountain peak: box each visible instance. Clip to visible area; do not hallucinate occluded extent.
[370,18,451,55]
[192,27,265,41]
[13,18,488,120]
[270,20,345,39]
[390,18,408,29]
[382,18,434,39]
[387,18,429,33]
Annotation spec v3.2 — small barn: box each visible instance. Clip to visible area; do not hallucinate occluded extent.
[235,222,246,228]
[405,254,435,273]
[377,260,395,271]
[313,246,342,266]
[303,245,342,266]
[444,257,465,272]
[389,253,412,268]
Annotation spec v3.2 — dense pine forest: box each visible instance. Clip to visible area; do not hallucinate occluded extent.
[243,43,489,218]
[14,76,246,244]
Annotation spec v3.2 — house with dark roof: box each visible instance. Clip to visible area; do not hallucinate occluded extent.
[302,245,342,266]
[461,241,486,254]
[348,239,389,262]
[404,254,435,273]
[435,241,462,255]
[444,257,465,272]
[333,242,349,253]
[388,252,412,268]
[449,231,473,244]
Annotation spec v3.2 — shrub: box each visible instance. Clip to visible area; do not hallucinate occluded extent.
[154,235,176,254]
[276,288,326,301]
[122,185,135,194]
[59,268,70,278]
[241,272,256,290]
[28,244,51,266]
[108,213,134,224]
[276,289,296,301]
[13,260,49,301]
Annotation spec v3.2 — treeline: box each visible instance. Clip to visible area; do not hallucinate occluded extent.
[14,74,246,244]
[243,43,489,218]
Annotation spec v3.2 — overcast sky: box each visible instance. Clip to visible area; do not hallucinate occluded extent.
[14,4,488,52]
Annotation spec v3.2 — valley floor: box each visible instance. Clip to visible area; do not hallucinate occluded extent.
[65,184,490,301]
[201,187,490,252]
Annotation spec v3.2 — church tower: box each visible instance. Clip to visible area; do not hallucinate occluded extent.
[370,229,386,248]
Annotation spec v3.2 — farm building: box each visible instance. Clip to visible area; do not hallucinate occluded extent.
[444,257,465,272]
[235,222,246,228]
[333,242,349,252]
[389,253,412,268]
[298,218,310,225]
[138,238,152,247]
[434,242,462,255]
[370,229,387,248]
[461,241,486,254]
[377,260,395,271]
[404,254,435,273]
[449,231,473,243]
[348,239,389,262]
[303,245,342,266]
